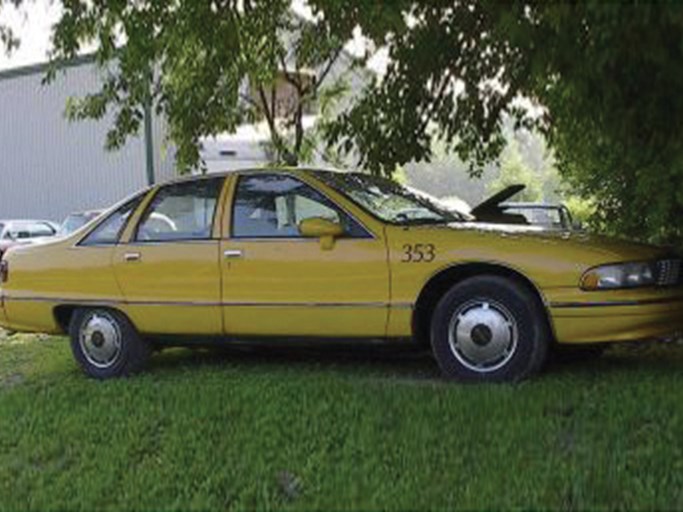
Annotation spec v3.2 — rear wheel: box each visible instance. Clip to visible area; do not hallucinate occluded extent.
[430,276,549,382]
[69,308,151,379]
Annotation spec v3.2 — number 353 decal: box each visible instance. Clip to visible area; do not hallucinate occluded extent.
[401,244,436,263]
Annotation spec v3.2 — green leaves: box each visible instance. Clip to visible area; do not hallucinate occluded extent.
[319,1,683,247]
[5,0,683,245]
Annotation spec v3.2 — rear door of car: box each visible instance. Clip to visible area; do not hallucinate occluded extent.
[112,177,226,336]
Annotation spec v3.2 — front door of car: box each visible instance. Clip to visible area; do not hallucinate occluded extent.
[220,173,390,338]
[112,178,225,336]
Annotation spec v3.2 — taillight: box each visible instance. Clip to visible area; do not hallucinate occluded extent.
[0,260,8,283]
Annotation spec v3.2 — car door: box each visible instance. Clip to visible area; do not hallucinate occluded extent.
[113,177,225,336]
[220,172,390,338]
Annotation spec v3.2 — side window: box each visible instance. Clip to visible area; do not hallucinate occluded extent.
[29,223,56,237]
[135,178,223,242]
[11,226,32,239]
[232,174,370,239]
[81,195,145,246]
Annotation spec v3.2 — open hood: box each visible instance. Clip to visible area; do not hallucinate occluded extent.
[470,184,526,218]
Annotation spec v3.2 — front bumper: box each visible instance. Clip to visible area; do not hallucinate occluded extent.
[548,290,683,344]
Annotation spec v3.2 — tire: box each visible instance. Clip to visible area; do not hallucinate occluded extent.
[69,308,151,379]
[430,276,550,383]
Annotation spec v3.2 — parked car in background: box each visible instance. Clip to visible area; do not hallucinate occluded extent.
[58,210,104,237]
[57,210,175,238]
[497,203,576,231]
[1,168,681,383]
[469,185,579,231]
[0,220,59,258]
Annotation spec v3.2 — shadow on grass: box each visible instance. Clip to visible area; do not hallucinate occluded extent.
[150,341,441,381]
[146,339,683,382]
[545,343,683,378]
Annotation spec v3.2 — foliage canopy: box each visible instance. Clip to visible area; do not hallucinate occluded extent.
[7,0,346,170]
[314,1,683,245]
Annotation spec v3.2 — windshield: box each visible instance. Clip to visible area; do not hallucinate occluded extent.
[314,171,463,225]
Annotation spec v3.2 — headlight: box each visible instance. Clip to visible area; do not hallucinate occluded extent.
[581,262,656,291]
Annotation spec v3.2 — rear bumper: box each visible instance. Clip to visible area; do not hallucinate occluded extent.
[550,296,683,344]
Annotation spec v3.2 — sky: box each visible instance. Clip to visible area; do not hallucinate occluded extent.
[0,0,60,70]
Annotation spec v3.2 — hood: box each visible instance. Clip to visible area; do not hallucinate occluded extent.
[449,221,671,262]
[470,185,525,218]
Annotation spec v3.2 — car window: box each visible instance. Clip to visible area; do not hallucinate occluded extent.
[313,171,462,225]
[11,228,32,239]
[232,174,370,239]
[6,223,34,239]
[28,223,56,237]
[81,195,145,246]
[135,178,224,242]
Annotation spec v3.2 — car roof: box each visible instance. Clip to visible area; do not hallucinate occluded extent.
[158,166,346,185]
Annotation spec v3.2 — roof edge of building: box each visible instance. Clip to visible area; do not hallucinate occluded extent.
[0,53,97,82]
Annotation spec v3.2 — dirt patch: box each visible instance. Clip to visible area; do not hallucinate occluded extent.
[1,372,25,389]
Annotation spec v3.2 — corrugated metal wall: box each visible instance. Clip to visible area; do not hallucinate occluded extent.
[0,59,176,222]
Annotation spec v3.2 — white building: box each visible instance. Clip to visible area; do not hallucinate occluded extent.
[0,46,367,222]
[0,55,176,222]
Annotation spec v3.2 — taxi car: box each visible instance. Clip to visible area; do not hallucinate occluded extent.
[1,168,682,382]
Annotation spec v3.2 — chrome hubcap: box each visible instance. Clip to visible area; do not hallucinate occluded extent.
[79,312,122,369]
[448,299,519,373]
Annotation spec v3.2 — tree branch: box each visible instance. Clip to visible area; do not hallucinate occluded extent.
[313,47,343,93]
[278,52,304,93]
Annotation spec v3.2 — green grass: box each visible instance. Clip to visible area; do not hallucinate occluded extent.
[2,332,683,511]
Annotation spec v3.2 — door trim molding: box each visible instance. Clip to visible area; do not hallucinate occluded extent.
[3,295,413,309]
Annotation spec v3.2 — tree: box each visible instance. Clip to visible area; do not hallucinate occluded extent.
[404,119,562,208]
[3,1,683,246]
[488,139,542,203]
[315,1,683,246]
[1,0,347,170]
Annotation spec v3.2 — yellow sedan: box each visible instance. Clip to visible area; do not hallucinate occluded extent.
[1,168,682,381]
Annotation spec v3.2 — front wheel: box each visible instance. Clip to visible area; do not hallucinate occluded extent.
[430,276,550,383]
[69,308,151,379]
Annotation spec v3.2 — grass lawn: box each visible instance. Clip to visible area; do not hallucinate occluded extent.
[2,332,683,511]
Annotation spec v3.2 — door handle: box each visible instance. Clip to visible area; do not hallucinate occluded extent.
[223,249,244,260]
[124,252,141,262]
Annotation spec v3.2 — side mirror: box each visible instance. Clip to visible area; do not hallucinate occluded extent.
[298,217,345,250]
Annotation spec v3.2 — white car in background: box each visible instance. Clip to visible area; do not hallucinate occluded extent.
[415,184,580,232]
[58,210,104,237]
[0,220,59,258]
